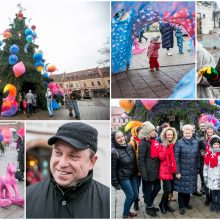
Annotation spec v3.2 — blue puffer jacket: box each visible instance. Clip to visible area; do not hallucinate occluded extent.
[159,22,174,49]
[173,137,199,194]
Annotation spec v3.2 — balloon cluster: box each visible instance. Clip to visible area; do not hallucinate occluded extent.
[33,51,44,72]
[198,114,220,131]
[1,128,12,144]
[48,82,64,97]
[1,84,18,117]
[25,28,33,43]
[9,44,19,65]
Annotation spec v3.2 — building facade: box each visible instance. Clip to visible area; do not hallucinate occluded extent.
[197,2,214,34]
[54,67,110,98]
[111,107,130,131]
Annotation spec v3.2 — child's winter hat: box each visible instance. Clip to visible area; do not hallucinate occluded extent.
[205,122,214,130]
[209,135,220,147]
[138,121,155,139]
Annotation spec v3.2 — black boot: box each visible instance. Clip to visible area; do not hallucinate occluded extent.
[159,194,167,214]
[146,207,157,217]
[134,200,139,211]
[204,195,210,206]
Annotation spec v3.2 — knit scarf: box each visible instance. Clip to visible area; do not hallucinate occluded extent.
[149,139,160,158]
[166,144,177,173]
[204,148,220,168]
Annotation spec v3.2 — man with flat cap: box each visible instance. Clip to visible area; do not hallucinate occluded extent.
[26,122,110,218]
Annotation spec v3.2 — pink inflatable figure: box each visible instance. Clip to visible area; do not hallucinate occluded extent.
[0,163,24,207]
[132,38,147,55]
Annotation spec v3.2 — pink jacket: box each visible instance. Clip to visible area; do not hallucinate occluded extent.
[147,42,160,58]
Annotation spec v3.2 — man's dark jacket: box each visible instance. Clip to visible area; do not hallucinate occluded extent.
[26,172,110,218]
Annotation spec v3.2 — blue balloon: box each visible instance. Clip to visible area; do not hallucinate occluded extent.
[34,61,44,67]
[0,40,2,46]
[9,54,18,65]
[25,28,32,36]
[215,100,220,106]
[9,44,19,54]
[33,53,43,62]
[32,31,37,39]
[43,73,49,78]
[26,35,33,43]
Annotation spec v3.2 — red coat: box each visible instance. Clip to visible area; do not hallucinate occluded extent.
[147,42,160,58]
[159,144,176,180]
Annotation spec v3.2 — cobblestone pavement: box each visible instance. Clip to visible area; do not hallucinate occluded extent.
[0,147,24,219]
[112,64,194,98]
[111,178,219,219]
[0,98,110,120]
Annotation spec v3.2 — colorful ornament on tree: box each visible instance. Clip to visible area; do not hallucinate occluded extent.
[3,30,11,39]
[141,100,158,110]
[25,28,32,36]
[1,84,18,117]
[119,100,135,113]
[31,25,36,31]
[9,55,18,65]
[0,40,3,47]
[198,114,220,131]
[34,61,44,72]
[26,35,33,43]
[13,61,26,78]
[9,44,19,54]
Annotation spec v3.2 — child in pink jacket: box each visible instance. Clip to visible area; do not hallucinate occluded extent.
[147,36,161,72]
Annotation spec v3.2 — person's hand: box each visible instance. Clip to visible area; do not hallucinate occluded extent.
[176,174,181,179]
[115,185,121,190]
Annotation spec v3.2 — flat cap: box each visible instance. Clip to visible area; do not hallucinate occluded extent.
[48,122,98,153]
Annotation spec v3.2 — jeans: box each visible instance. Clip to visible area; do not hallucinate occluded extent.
[119,177,139,216]
[211,190,220,211]
[178,192,190,208]
[27,103,32,116]
[143,179,161,208]
[70,100,80,117]
[47,98,53,116]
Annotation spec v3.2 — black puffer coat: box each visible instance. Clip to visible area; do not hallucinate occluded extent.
[138,139,160,182]
[111,132,138,187]
[159,22,174,49]
[173,137,199,194]
[26,172,110,218]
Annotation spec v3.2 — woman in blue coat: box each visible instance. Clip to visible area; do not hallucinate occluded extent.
[174,124,199,215]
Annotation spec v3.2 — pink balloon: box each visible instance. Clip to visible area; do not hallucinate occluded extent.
[13,61,26,78]
[141,100,158,110]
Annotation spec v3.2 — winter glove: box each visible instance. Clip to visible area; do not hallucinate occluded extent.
[114,185,121,190]
[198,66,219,81]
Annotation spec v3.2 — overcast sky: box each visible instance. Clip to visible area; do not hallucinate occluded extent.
[0,0,110,73]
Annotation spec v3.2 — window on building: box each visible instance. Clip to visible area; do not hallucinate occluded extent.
[91,81,95,86]
[75,83,79,87]
[108,80,110,84]
[97,81,101,86]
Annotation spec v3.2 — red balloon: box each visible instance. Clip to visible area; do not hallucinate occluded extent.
[141,100,158,110]
[31,25,36,31]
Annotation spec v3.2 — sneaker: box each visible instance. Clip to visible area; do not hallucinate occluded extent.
[76,116,80,120]
[122,215,131,219]
[167,52,172,56]
[156,68,160,71]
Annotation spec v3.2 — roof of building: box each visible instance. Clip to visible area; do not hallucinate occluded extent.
[54,67,110,82]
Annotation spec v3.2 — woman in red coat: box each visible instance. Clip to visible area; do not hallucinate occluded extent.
[159,127,177,214]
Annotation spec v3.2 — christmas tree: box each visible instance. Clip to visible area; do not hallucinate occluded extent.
[0,5,49,110]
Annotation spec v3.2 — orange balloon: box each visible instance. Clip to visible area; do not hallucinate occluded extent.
[47,65,56,72]
[119,100,135,113]
[3,31,11,39]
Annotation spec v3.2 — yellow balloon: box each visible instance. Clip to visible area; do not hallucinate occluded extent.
[36,66,44,72]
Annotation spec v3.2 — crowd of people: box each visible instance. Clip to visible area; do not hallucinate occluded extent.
[111,120,220,218]
[17,89,81,119]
